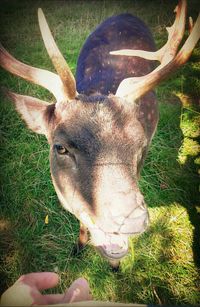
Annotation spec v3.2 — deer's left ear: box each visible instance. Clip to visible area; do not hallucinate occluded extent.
[5,90,54,136]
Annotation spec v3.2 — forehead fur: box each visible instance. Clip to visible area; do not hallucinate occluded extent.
[52,95,147,160]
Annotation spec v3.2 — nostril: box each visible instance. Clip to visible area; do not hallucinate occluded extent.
[119,204,149,234]
[130,206,146,219]
[140,202,147,210]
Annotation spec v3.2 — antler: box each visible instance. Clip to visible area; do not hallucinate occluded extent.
[0,43,67,102]
[38,8,76,100]
[0,8,76,102]
[111,0,200,102]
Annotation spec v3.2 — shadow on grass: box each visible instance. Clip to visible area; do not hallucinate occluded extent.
[0,220,16,294]
[175,50,200,269]
[172,152,200,270]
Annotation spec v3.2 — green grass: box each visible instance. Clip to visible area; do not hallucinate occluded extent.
[0,0,200,305]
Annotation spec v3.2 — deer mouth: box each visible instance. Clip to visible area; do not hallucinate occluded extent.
[89,212,147,260]
[97,243,129,260]
[93,231,129,260]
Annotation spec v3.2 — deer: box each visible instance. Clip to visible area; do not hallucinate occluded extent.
[0,0,199,268]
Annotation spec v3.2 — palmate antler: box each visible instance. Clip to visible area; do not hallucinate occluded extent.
[0,8,76,103]
[111,0,200,103]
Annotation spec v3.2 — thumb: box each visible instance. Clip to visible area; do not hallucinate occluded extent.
[62,278,92,303]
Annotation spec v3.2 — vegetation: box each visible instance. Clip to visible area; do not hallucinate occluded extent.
[0,0,199,305]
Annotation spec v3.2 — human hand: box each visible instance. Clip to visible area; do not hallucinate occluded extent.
[0,272,92,306]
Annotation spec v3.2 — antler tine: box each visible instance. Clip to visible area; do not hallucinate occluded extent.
[159,0,187,66]
[38,8,76,100]
[188,17,194,33]
[111,0,186,65]
[176,13,200,65]
[0,43,66,102]
[114,0,199,102]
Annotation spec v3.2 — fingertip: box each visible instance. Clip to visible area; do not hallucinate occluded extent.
[42,272,60,288]
[18,272,60,290]
[73,277,90,289]
[17,274,25,282]
[63,277,91,303]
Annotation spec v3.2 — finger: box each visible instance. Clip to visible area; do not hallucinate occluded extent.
[19,272,59,291]
[41,294,65,304]
[62,278,92,303]
[31,293,65,305]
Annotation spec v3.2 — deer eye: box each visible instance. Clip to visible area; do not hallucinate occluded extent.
[55,144,69,155]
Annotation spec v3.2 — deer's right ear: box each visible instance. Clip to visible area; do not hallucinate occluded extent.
[5,90,55,136]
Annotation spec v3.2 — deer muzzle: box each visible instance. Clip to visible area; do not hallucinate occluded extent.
[89,202,149,260]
